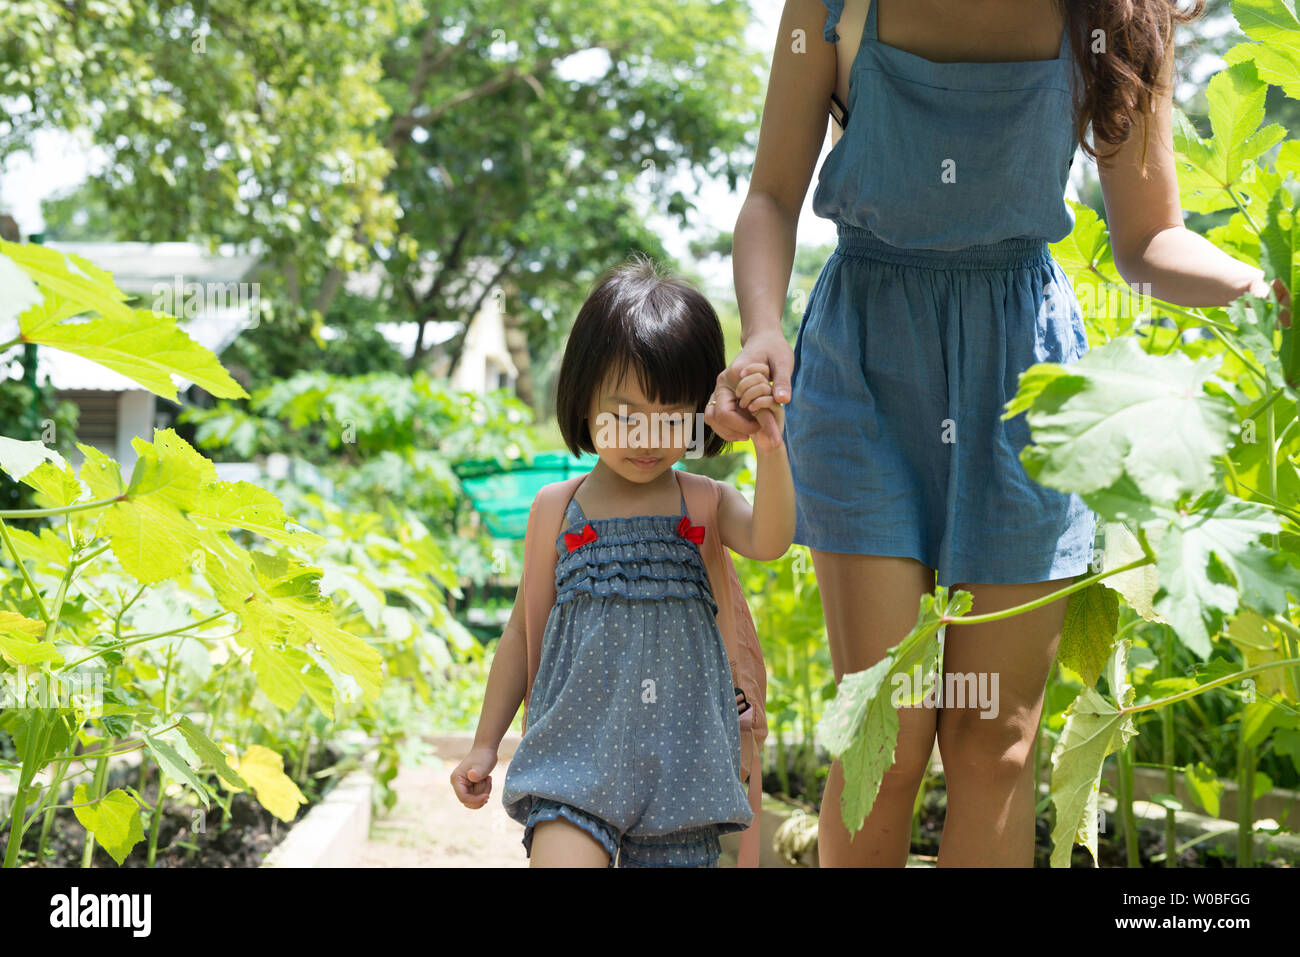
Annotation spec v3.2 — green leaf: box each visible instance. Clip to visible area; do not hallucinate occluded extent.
[1242,699,1284,749]
[1257,190,1300,389]
[1225,0,1300,100]
[191,481,326,549]
[22,459,86,508]
[71,785,145,865]
[0,633,64,668]
[1099,520,1165,621]
[0,252,43,324]
[75,443,128,500]
[1184,761,1223,817]
[1170,60,1285,214]
[0,239,132,321]
[816,587,967,836]
[23,308,249,402]
[1152,490,1287,658]
[176,715,248,790]
[1013,337,1236,504]
[1057,582,1120,688]
[0,435,68,483]
[143,732,211,810]
[1049,640,1136,867]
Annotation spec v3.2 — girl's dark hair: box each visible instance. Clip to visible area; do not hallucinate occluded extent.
[1061,0,1207,171]
[555,253,726,458]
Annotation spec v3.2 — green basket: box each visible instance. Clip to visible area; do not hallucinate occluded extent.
[453,452,683,539]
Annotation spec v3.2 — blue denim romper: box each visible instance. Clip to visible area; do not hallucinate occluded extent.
[501,492,754,867]
[783,0,1098,587]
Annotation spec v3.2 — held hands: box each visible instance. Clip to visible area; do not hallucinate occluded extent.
[705,327,793,449]
[735,361,785,452]
[449,745,498,809]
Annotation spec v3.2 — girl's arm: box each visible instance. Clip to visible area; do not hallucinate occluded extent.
[1098,26,1291,324]
[717,433,796,562]
[470,573,528,752]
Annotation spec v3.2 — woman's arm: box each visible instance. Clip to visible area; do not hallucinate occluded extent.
[712,0,838,443]
[1097,29,1291,323]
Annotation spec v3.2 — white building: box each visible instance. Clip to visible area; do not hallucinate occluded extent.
[340,254,518,394]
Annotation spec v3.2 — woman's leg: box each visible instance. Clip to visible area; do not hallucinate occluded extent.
[812,550,939,867]
[935,576,1075,867]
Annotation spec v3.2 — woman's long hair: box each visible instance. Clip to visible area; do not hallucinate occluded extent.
[1062,0,1207,171]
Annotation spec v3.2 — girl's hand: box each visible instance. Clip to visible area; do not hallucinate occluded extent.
[735,362,785,451]
[449,745,498,809]
[706,328,794,444]
[1249,275,1292,329]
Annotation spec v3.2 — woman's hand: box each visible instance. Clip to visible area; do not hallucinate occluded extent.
[706,327,793,447]
[1249,275,1292,329]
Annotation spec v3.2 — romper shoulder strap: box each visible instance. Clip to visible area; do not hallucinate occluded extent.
[521,474,587,732]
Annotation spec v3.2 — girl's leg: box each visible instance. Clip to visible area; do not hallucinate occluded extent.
[935,576,1075,867]
[812,550,939,867]
[528,818,612,867]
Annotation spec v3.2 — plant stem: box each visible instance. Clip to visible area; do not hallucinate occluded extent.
[80,752,110,867]
[0,494,127,519]
[1117,742,1140,867]
[36,750,72,863]
[0,517,51,622]
[942,556,1150,626]
[1237,728,1255,867]
[146,774,165,867]
[1160,624,1177,867]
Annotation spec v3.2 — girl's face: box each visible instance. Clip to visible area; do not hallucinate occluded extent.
[587,367,699,485]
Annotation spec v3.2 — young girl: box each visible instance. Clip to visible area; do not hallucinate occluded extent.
[450,254,794,867]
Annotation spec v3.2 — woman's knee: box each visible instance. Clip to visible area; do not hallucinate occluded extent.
[936,705,1037,782]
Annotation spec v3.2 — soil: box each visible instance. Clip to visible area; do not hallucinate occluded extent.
[4,746,342,868]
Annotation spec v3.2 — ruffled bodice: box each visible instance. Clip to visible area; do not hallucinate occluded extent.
[552,494,718,615]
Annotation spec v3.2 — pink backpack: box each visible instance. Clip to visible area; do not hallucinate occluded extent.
[519,469,768,867]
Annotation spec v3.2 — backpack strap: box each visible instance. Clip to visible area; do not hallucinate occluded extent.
[678,469,768,869]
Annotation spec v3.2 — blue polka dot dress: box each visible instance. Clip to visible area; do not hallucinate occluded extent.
[502,492,755,840]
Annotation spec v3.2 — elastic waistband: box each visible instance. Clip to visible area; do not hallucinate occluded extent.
[835,225,1051,270]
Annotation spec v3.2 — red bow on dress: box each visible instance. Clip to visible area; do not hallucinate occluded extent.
[677,514,705,544]
[564,523,598,552]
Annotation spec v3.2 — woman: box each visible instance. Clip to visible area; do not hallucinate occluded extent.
[708,0,1290,867]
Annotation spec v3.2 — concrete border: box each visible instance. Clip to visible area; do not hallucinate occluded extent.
[260,766,375,868]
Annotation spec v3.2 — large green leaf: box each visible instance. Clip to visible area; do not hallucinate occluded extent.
[1012,337,1236,505]
[1171,60,1286,214]
[24,308,249,402]
[816,587,968,836]
[176,716,248,790]
[1049,640,1136,867]
[0,436,68,483]
[1151,489,1288,658]
[1057,582,1120,688]
[1225,0,1300,101]
[143,732,212,810]
[0,240,131,321]
[71,786,145,865]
